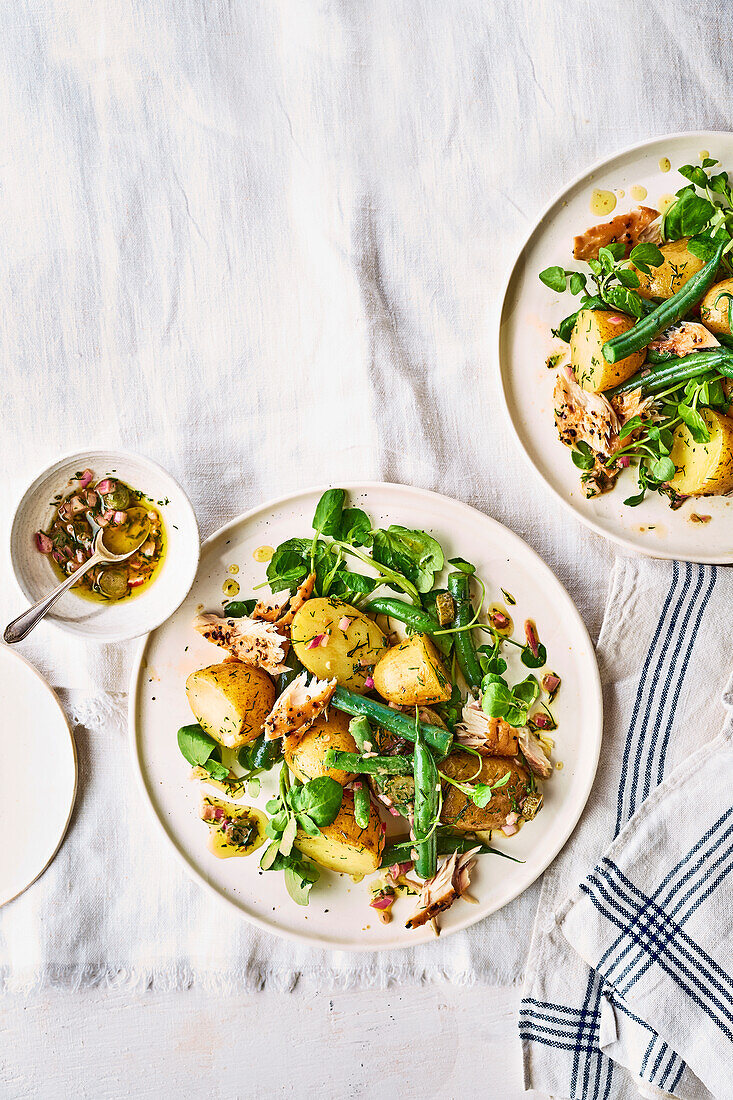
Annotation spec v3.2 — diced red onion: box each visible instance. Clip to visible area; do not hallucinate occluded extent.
[35,531,53,553]
[113,510,127,525]
[370,895,394,911]
[491,610,510,629]
[617,456,631,468]
[85,490,98,507]
[525,619,540,659]
[69,496,86,515]
[542,673,561,694]
[505,811,519,826]
[128,576,145,588]
[319,633,330,648]
[79,469,94,489]
[502,823,518,836]
[338,616,351,631]
[364,675,375,690]
[307,634,325,650]
[533,713,552,729]
[96,479,114,494]
[52,549,64,564]
[389,861,413,879]
[97,510,114,527]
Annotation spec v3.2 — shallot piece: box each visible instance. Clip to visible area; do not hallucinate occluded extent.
[78,469,94,489]
[525,619,540,659]
[128,577,146,588]
[533,713,552,730]
[307,634,325,650]
[542,673,561,694]
[616,455,631,469]
[364,675,375,690]
[96,479,114,494]
[502,824,518,836]
[370,894,394,911]
[113,511,127,525]
[338,616,351,631]
[491,610,510,629]
[36,531,53,553]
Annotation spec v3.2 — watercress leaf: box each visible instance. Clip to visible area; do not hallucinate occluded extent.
[571,448,596,471]
[371,526,445,593]
[265,797,283,815]
[177,724,218,767]
[616,267,641,288]
[552,309,579,342]
[619,415,644,440]
[266,537,312,593]
[539,266,568,292]
[222,598,257,618]
[603,285,644,318]
[623,487,647,507]
[326,568,376,602]
[338,507,372,546]
[605,241,627,261]
[259,840,281,871]
[630,243,664,268]
[312,488,346,539]
[708,171,730,194]
[289,775,343,826]
[687,233,724,261]
[702,158,719,169]
[649,455,676,483]
[569,272,586,295]
[481,679,514,718]
[678,163,709,189]
[447,556,476,575]
[521,643,548,669]
[203,758,230,783]
[513,675,540,707]
[664,189,715,239]
[677,403,711,443]
[283,861,319,906]
[470,782,496,808]
[279,814,298,857]
[296,813,321,837]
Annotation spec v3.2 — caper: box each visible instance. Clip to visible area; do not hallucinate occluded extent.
[98,567,129,600]
[104,484,131,510]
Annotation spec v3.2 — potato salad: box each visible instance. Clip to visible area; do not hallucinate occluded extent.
[540,151,733,512]
[176,490,558,933]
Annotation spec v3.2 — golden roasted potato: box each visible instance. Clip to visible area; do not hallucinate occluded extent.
[633,238,706,300]
[440,751,531,832]
[294,791,385,878]
[700,277,733,335]
[284,709,358,786]
[668,408,733,496]
[372,633,451,706]
[185,660,276,748]
[291,598,387,692]
[570,309,646,393]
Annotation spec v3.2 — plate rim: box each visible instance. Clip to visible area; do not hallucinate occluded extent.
[128,480,603,950]
[497,128,733,564]
[0,645,78,907]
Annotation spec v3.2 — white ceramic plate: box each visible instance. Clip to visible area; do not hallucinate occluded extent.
[499,130,733,562]
[9,449,200,642]
[130,483,602,950]
[0,646,77,905]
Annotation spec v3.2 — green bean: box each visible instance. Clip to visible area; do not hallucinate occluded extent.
[380,833,524,867]
[413,723,438,880]
[331,687,453,757]
[324,748,413,775]
[352,780,371,828]
[348,716,372,753]
[608,349,733,398]
[447,572,483,692]
[364,596,451,656]
[602,240,725,364]
[238,734,282,772]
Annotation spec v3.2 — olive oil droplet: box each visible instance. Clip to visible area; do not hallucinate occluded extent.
[228,563,239,574]
[630,184,647,201]
[223,579,240,597]
[658,193,676,214]
[699,150,709,161]
[658,157,671,173]
[590,189,616,216]
[253,545,273,563]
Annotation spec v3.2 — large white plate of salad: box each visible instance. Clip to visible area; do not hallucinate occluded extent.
[130,483,601,949]
[499,131,733,562]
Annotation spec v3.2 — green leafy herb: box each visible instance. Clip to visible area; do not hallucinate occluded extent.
[177,724,231,784]
[571,441,596,471]
[447,556,476,575]
[223,598,257,617]
[481,672,539,727]
[312,488,346,539]
[371,526,445,594]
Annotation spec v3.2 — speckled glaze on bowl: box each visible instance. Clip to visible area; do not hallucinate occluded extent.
[9,450,199,642]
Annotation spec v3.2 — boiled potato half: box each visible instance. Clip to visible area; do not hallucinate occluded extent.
[700,277,733,335]
[633,237,706,300]
[284,709,358,786]
[294,791,385,878]
[372,632,451,706]
[291,598,387,692]
[440,751,531,833]
[570,308,646,392]
[186,661,276,748]
[668,408,733,496]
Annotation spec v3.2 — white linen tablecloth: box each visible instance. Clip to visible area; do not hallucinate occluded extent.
[2,0,733,1070]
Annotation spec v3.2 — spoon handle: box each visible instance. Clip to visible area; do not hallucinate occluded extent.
[4,554,101,644]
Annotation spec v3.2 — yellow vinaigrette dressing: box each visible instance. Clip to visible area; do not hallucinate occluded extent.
[41,473,166,603]
[590,189,616,216]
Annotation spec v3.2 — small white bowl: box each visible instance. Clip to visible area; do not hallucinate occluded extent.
[9,450,200,642]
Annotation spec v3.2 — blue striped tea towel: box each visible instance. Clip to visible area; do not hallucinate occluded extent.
[521,558,732,1100]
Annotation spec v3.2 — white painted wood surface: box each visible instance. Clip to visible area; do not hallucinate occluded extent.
[0,985,545,1099]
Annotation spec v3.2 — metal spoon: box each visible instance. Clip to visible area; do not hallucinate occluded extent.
[4,524,149,644]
